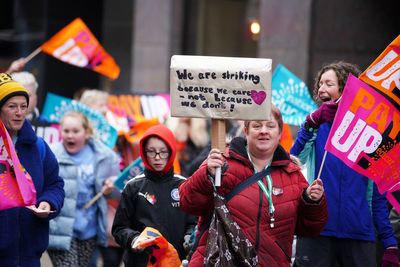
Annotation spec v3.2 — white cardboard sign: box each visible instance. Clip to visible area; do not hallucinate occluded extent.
[170,55,272,120]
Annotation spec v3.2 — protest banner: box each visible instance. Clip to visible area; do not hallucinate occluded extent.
[108,94,171,124]
[272,64,317,126]
[387,183,400,214]
[170,55,272,120]
[41,92,118,148]
[359,35,400,109]
[31,121,61,145]
[113,157,145,190]
[40,18,120,79]
[170,55,272,185]
[325,74,400,193]
[0,120,36,210]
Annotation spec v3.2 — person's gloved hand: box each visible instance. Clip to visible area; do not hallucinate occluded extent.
[306,101,338,128]
[382,247,400,267]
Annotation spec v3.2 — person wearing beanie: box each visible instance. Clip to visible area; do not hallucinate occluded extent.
[112,124,197,267]
[0,73,65,267]
[6,57,46,123]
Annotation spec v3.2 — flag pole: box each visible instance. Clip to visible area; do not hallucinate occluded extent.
[83,191,104,209]
[211,119,226,186]
[316,96,341,180]
[25,47,42,63]
[316,150,327,180]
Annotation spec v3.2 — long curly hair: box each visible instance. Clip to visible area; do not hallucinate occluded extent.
[313,61,361,105]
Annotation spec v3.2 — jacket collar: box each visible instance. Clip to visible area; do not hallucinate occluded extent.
[16,120,36,145]
[144,167,174,182]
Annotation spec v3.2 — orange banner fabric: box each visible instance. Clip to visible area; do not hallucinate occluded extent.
[41,18,120,80]
[280,123,293,153]
[359,35,400,105]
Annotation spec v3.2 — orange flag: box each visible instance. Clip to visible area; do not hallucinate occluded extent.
[132,227,181,267]
[41,18,120,80]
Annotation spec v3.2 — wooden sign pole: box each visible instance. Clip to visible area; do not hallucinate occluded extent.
[211,119,226,186]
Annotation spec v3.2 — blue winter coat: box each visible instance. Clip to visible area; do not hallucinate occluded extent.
[48,138,120,250]
[0,120,65,267]
[291,122,397,248]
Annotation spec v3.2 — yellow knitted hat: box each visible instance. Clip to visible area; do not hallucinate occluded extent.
[0,73,29,108]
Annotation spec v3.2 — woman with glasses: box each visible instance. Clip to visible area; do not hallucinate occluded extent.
[112,124,196,267]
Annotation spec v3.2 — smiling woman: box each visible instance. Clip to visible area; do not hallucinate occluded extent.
[291,61,398,267]
[179,104,328,267]
[0,73,30,136]
[0,73,65,267]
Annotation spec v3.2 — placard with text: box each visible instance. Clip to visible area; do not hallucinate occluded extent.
[170,55,272,120]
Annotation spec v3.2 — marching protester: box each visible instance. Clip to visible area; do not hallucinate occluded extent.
[0,73,65,267]
[112,124,196,266]
[291,61,399,267]
[179,105,328,267]
[47,111,120,267]
[79,89,125,267]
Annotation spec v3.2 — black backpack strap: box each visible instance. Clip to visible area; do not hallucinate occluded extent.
[225,166,272,201]
[188,166,273,260]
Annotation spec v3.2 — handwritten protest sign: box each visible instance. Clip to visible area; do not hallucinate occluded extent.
[170,55,272,185]
[325,74,400,193]
[170,55,272,120]
[359,35,400,109]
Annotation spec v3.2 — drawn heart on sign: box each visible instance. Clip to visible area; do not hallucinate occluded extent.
[250,90,266,105]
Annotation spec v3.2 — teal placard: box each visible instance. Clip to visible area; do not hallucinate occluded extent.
[114,157,145,190]
[272,64,317,126]
[42,92,118,148]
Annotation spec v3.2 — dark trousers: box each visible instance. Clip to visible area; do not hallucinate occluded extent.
[294,236,377,267]
[100,246,124,267]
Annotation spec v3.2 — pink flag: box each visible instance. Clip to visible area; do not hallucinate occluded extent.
[0,120,36,210]
[324,74,400,194]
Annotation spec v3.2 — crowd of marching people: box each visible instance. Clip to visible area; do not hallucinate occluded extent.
[0,53,399,267]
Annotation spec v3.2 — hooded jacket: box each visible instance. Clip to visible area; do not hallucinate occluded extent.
[179,137,328,267]
[0,120,64,267]
[291,121,397,248]
[48,137,121,250]
[112,124,196,267]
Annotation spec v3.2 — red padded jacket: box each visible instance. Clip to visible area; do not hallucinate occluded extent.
[179,137,328,267]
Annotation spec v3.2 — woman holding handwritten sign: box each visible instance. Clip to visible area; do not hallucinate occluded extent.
[179,105,328,267]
